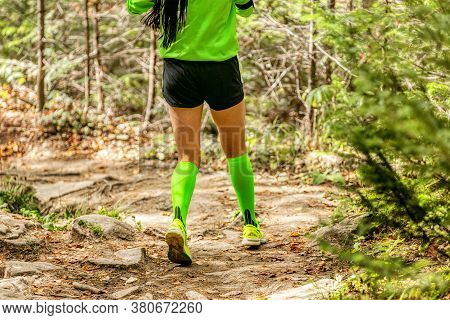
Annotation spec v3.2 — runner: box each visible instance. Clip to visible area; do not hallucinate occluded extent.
[127,0,266,265]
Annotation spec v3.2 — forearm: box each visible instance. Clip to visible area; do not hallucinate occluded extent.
[126,0,154,15]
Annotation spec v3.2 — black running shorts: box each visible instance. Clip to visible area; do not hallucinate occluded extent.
[162,56,245,111]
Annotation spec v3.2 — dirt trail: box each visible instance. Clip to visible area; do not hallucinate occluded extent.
[1,159,345,300]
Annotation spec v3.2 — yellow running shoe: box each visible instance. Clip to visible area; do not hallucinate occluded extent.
[165,218,192,265]
[242,224,267,246]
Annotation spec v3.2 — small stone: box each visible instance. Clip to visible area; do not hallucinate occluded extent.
[185,290,208,300]
[125,277,138,284]
[73,282,103,294]
[109,286,141,299]
[4,261,61,278]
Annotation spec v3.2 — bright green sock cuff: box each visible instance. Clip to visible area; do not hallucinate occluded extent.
[227,154,258,226]
[171,161,198,226]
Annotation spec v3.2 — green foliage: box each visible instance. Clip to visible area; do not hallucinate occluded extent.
[247,119,305,170]
[310,171,345,186]
[322,241,450,299]
[95,207,123,220]
[332,268,449,300]
[310,0,450,300]
[19,208,68,231]
[77,219,103,237]
[318,0,449,244]
[0,0,157,112]
[306,85,334,108]
[0,177,40,213]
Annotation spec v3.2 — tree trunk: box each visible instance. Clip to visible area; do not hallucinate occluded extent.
[348,0,353,11]
[93,1,104,113]
[305,0,317,139]
[37,0,45,111]
[144,30,157,124]
[307,1,317,91]
[83,0,91,116]
[325,0,336,84]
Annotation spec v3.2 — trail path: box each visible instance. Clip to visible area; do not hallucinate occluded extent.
[1,159,345,300]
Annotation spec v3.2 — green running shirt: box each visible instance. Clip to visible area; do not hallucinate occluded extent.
[126,0,255,61]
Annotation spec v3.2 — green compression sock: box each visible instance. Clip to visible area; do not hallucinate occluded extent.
[227,153,259,226]
[171,161,198,226]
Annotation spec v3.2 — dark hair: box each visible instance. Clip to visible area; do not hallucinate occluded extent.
[141,0,189,48]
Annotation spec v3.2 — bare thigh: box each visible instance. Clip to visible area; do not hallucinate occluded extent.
[210,101,246,158]
[168,104,204,167]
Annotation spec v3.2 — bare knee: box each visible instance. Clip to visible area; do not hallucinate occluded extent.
[218,127,246,158]
[173,125,201,167]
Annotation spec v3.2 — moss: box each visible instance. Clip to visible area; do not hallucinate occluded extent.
[77,219,103,237]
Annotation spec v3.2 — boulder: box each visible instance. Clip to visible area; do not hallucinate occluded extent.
[71,214,135,240]
[268,278,340,300]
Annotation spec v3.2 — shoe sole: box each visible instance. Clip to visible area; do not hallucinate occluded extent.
[242,238,267,247]
[165,229,192,266]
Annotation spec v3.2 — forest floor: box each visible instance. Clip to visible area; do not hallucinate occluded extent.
[1,158,347,300]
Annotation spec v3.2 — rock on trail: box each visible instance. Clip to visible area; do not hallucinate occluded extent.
[4,261,61,278]
[312,214,368,246]
[72,214,135,240]
[185,290,209,300]
[0,277,33,300]
[0,211,43,248]
[268,279,341,300]
[89,247,147,267]
[109,286,141,299]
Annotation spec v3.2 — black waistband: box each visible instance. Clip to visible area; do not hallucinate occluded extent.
[163,56,238,64]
